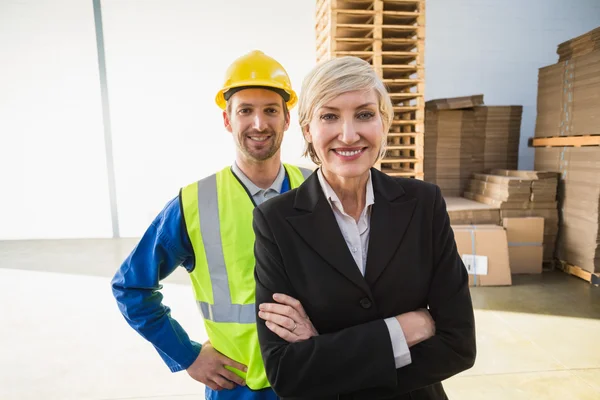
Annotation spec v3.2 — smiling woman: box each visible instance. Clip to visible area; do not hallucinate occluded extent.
[252,56,476,400]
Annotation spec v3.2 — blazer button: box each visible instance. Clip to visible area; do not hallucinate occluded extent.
[360,298,372,309]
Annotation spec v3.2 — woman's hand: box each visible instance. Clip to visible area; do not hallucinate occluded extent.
[258,293,318,343]
[395,309,436,347]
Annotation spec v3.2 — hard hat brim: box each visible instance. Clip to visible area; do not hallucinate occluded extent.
[215,80,298,110]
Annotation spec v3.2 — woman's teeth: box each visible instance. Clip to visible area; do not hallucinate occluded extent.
[336,149,362,156]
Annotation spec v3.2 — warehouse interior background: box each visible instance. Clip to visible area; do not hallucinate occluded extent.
[1,0,600,399]
[3,0,600,240]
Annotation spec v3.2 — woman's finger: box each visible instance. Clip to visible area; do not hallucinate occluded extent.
[265,321,298,342]
[259,302,302,321]
[258,311,296,331]
[273,293,308,318]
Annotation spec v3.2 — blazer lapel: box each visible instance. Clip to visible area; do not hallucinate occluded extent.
[286,173,372,295]
[364,169,417,286]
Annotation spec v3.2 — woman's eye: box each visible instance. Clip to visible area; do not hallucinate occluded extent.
[320,113,338,121]
[357,111,375,120]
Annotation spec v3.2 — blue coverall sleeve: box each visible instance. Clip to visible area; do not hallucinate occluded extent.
[111,196,201,372]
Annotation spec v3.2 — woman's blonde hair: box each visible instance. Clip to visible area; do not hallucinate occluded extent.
[298,56,394,165]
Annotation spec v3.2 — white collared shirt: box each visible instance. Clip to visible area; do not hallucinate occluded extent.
[317,169,374,275]
[316,168,412,369]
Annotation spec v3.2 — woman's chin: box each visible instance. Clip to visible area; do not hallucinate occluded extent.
[323,163,371,180]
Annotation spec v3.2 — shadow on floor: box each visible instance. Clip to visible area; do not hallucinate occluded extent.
[470,271,600,319]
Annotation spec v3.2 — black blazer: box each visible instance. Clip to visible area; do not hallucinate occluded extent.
[253,168,476,400]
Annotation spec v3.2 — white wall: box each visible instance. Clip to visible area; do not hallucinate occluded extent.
[2,0,600,240]
[0,1,113,240]
[425,0,600,170]
[0,0,316,240]
[99,0,316,237]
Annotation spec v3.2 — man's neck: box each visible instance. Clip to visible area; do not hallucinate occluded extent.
[235,154,282,189]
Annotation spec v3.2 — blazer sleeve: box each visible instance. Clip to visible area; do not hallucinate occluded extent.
[354,185,476,399]
[253,207,398,398]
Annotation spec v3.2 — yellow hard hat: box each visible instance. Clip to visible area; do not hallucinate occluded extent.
[215,50,298,110]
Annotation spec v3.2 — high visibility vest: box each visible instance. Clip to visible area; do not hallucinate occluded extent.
[180,164,311,390]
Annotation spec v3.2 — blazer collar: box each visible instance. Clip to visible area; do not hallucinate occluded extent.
[293,167,406,212]
[288,168,416,292]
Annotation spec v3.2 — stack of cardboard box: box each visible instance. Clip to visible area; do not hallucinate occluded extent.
[446,197,501,226]
[424,96,523,197]
[535,148,600,274]
[475,106,522,171]
[532,26,600,275]
[463,170,560,262]
[557,26,600,62]
[424,108,475,196]
[426,94,483,111]
[447,195,548,284]
[535,49,599,139]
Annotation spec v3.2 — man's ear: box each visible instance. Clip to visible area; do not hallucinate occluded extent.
[223,110,233,133]
[283,110,291,131]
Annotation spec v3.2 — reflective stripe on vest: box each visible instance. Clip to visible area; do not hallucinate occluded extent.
[195,173,257,323]
[299,167,312,180]
[183,164,311,324]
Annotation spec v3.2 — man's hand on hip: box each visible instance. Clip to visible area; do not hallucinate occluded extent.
[186,341,247,391]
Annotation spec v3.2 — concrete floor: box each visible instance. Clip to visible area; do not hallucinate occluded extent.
[1,239,599,400]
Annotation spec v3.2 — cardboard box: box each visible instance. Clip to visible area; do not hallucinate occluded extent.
[452,225,512,287]
[503,217,545,274]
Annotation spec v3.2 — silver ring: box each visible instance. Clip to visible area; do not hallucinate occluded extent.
[292,322,297,332]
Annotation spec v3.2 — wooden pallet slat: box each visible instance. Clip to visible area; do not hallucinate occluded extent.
[392,119,421,124]
[381,156,421,163]
[388,132,421,138]
[529,135,600,147]
[386,144,417,150]
[334,0,375,12]
[381,169,424,177]
[558,261,600,286]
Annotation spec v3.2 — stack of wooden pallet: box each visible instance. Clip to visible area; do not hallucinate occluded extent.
[464,170,560,262]
[423,95,522,196]
[315,0,425,179]
[531,26,600,282]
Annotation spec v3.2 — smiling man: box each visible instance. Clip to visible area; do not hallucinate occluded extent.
[111,50,312,400]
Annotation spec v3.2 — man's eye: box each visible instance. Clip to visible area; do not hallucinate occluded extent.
[238,108,251,114]
[265,108,278,114]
